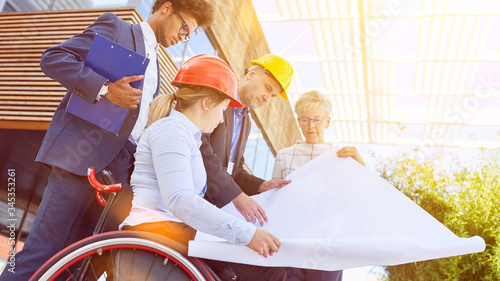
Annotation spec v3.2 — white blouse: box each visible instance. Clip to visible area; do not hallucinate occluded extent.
[121,110,256,245]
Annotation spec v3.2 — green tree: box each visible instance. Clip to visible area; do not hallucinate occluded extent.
[376,149,500,281]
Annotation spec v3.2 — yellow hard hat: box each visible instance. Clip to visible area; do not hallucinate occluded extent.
[249,54,293,99]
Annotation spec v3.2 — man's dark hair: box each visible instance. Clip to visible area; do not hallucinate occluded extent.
[152,0,214,28]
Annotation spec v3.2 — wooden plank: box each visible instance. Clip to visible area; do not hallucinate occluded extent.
[1,39,77,45]
[1,101,60,105]
[0,48,47,52]
[0,105,58,111]
[0,22,96,29]
[0,54,42,58]
[0,16,109,24]
[0,59,41,63]
[0,86,65,92]
[0,34,79,41]
[0,116,53,121]
[0,96,63,101]
[0,25,95,32]
[0,31,91,37]
[0,75,50,79]
[0,111,55,116]
[0,8,137,20]
[0,120,50,130]
[0,43,80,49]
[0,81,62,87]
[0,62,42,67]
[0,19,138,29]
[0,50,48,54]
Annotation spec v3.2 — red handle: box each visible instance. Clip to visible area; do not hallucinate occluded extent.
[87,168,122,207]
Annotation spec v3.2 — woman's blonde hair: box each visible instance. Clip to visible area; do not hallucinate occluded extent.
[147,86,226,127]
[294,90,332,118]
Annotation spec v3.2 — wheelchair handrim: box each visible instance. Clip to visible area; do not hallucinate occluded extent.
[37,237,206,281]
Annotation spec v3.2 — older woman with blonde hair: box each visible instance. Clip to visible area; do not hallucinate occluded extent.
[271,90,365,281]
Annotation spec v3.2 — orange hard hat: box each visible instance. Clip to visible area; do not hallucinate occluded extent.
[171,55,242,107]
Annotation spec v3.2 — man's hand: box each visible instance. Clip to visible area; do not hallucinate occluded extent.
[257,179,290,193]
[106,75,144,109]
[232,193,268,226]
[337,146,366,166]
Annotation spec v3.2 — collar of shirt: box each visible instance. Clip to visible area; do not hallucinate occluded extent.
[140,21,160,53]
[233,107,249,117]
[296,140,333,146]
[170,109,202,146]
[233,93,249,117]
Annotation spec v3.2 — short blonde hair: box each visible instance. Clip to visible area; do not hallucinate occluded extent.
[147,86,226,128]
[294,90,332,117]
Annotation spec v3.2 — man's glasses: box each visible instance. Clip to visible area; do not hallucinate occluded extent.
[298,116,326,126]
[174,7,195,43]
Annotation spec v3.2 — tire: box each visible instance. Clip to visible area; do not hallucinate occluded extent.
[30,231,219,281]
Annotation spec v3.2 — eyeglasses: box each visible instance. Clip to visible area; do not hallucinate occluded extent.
[174,8,195,43]
[298,116,326,126]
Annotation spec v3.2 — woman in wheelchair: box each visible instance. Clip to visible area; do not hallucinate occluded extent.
[119,55,287,281]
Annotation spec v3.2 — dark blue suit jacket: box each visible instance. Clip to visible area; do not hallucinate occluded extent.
[37,13,160,176]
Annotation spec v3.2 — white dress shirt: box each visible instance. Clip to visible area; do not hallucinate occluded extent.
[272,140,335,179]
[128,21,160,144]
[121,110,256,245]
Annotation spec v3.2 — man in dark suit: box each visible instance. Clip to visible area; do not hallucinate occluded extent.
[201,54,294,226]
[0,1,213,280]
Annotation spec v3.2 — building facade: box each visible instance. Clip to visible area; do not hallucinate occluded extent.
[0,0,299,264]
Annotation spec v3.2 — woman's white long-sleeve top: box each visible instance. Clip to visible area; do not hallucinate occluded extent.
[121,109,256,245]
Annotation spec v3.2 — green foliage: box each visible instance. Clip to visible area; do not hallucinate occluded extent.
[376,149,500,281]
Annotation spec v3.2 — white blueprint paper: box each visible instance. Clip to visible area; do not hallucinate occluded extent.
[189,148,486,270]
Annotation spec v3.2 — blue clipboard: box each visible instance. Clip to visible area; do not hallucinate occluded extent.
[66,34,150,135]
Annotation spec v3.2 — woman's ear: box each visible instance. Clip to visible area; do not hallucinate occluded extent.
[201,96,212,111]
[325,116,331,129]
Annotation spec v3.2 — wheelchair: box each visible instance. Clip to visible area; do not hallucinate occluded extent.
[29,168,222,281]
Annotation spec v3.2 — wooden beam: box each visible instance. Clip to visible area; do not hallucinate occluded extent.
[207,0,301,155]
[0,120,49,130]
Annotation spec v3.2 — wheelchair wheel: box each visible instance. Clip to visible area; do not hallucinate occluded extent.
[30,231,219,281]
